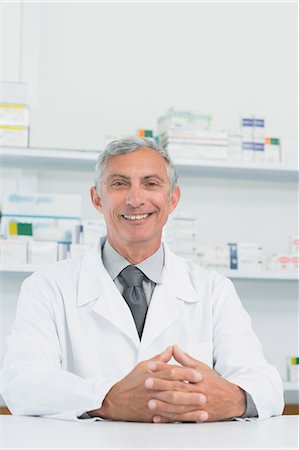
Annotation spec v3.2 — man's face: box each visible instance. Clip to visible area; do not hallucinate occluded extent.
[91,148,180,252]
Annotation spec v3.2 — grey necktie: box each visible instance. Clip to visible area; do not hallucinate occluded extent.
[119,266,148,339]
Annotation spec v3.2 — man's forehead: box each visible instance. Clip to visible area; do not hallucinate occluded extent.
[103,150,168,175]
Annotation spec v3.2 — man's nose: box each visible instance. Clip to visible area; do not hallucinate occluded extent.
[126,186,146,208]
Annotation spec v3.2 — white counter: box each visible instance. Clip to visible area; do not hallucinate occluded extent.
[0,415,298,449]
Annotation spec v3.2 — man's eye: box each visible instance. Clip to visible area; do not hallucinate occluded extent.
[146,182,159,187]
[111,181,125,187]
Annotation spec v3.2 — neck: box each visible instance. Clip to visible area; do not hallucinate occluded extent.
[107,237,161,264]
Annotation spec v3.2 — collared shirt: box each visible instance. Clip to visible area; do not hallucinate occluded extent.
[102,238,164,305]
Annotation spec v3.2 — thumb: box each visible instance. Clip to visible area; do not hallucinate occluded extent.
[173,344,200,369]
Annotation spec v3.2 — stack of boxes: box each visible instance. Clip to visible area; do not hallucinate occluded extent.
[240,115,281,163]
[164,213,198,260]
[1,193,82,265]
[0,103,30,147]
[197,245,230,270]
[228,243,264,271]
[267,237,299,272]
[197,243,265,271]
[157,108,228,160]
[0,193,109,266]
[155,108,282,164]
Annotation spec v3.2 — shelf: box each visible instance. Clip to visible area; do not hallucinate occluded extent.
[0,146,98,171]
[284,382,299,391]
[1,264,298,281]
[0,264,42,273]
[221,270,299,281]
[1,146,298,181]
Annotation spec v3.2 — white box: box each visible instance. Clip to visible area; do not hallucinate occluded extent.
[241,140,254,162]
[82,219,107,245]
[267,254,295,271]
[157,108,212,135]
[28,241,58,265]
[290,236,299,254]
[197,244,230,270]
[287,357,299,382]
[253,138,265,162]
[1,239,27,265]
[0,104,30,126]
[265,137,281,163]
[2,193,81,218]
[0,126,29,147]
[228,134,242,161]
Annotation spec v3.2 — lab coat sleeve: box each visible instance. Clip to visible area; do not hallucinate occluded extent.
[1,273,119,421]
[212,276,284,420]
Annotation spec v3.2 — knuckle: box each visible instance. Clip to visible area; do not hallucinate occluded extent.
[170,368,177,378]
[182,381,192,391]
[170,391,179,403]
[173,381,182,391]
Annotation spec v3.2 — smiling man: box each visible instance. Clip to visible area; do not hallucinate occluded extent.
[1,137,284,423]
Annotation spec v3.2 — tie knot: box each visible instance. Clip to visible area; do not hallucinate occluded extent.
[120,266,145,288]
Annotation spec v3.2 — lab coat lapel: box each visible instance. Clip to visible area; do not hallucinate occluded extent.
[77,239,140,349]
[140,245,201,351]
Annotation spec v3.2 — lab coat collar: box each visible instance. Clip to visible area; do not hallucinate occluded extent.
[77,238,201,350]
[78,237,140,346]
[78,239,201,306]
[163,243,201,304]
[77,237,107,307]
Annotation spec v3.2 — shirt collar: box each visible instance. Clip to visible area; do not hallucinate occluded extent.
[102,238,164,284]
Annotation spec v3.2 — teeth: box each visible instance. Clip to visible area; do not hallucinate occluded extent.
[123,214,149,220]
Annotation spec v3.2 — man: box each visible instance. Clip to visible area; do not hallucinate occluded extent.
[1,137,284,422]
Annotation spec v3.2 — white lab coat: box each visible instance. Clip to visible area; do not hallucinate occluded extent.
[1,239,284,421]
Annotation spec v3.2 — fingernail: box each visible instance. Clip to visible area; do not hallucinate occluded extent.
[145,378,154,389]
[198,394,206,405]
[153,416,161,423]
[199,411,208,421]
[194,371,202,381]
[148,400,157,410]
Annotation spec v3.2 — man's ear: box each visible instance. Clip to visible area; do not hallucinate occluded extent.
[169,185,180,214]
[90,186,103,213]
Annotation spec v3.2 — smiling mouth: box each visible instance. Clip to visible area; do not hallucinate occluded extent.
[122,213,153,220]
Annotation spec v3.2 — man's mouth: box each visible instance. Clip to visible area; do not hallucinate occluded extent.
[122,213,153,220]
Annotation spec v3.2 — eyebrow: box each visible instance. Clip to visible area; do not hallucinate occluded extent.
[106,174,165,182]
[106,174,130,182]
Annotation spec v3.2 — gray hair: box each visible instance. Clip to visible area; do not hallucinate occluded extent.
[94,136,178,194]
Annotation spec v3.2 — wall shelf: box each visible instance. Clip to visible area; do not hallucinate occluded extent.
[284,382,299,391]
[1,264,298,281]
[1,146,298,181]
[221,270,299,281]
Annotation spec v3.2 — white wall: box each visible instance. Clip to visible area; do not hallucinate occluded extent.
[1,2,298,390]
[3,2,298,159]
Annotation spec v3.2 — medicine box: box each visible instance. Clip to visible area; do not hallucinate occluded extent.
[290,237,299,254]
[0,125,29,147]
[287,356,299,382]
[28,241,58,265]
[1,239,28,265]
[0,104,30,126]
[267,254,299,271]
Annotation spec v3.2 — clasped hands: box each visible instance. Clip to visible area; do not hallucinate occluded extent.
[88,344,246,423]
